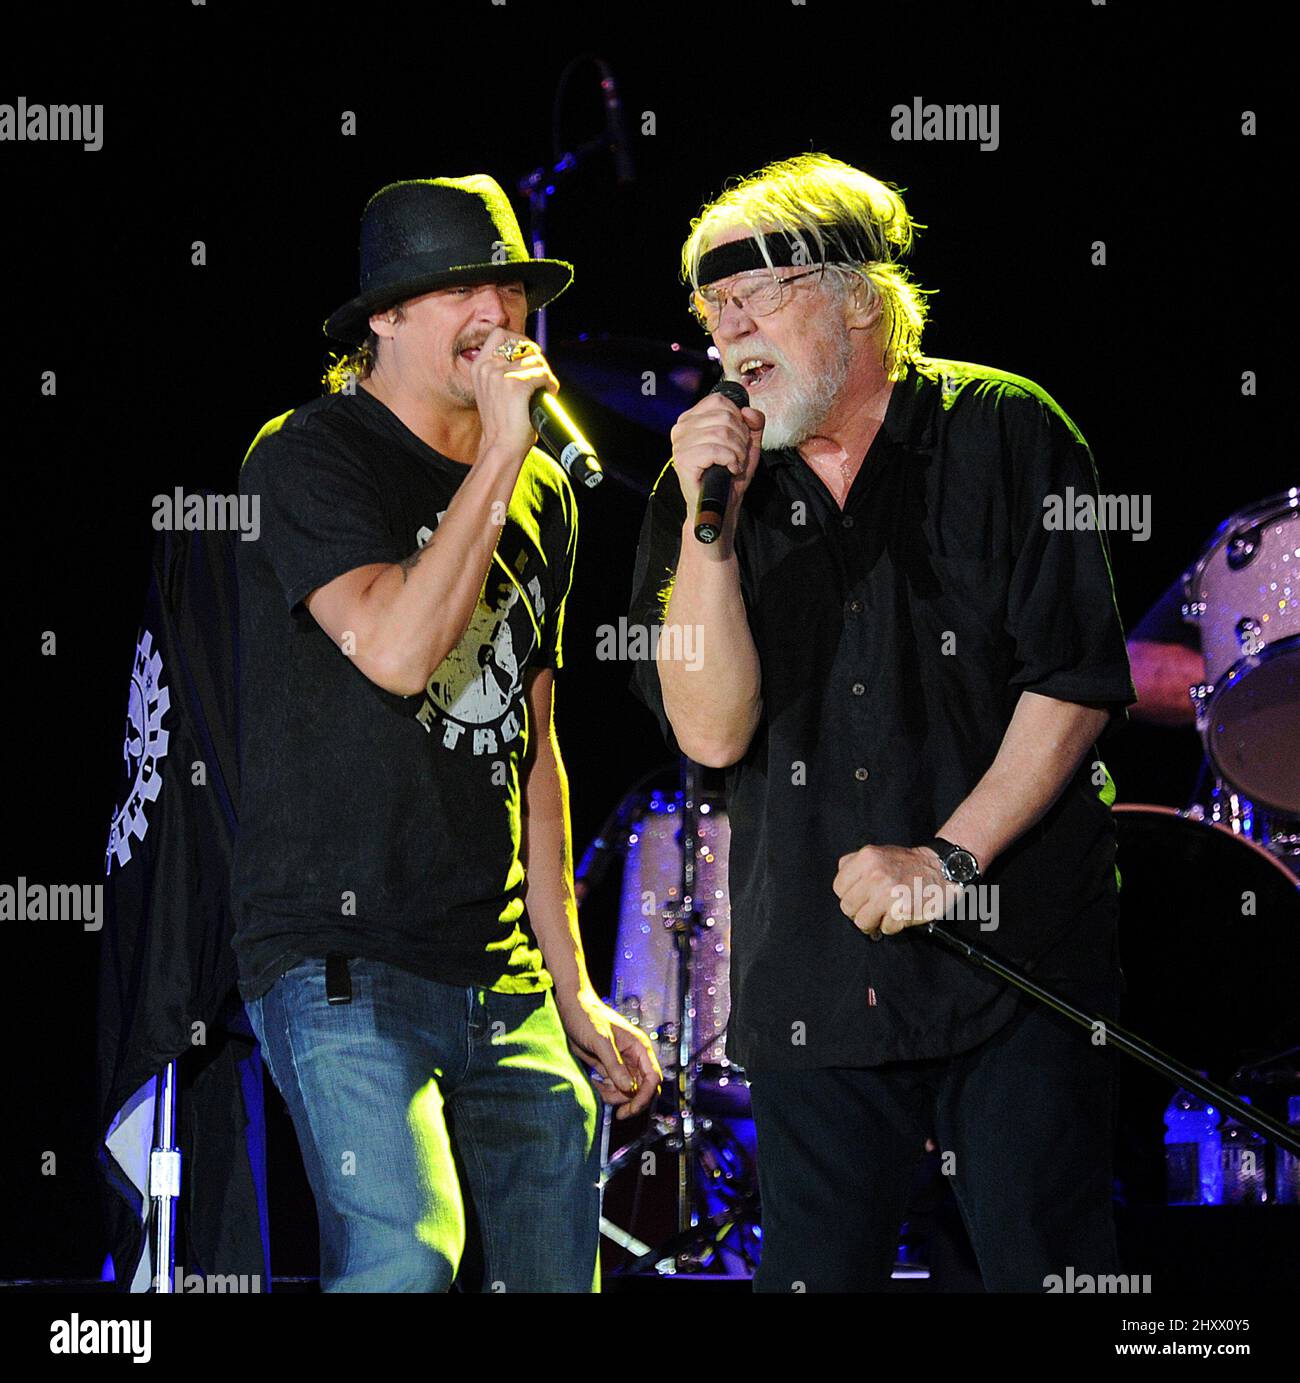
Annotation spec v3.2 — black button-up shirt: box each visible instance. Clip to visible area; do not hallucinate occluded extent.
[628,357,1137,1070]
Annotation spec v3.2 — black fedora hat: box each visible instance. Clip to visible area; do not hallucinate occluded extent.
[323,174,574,344]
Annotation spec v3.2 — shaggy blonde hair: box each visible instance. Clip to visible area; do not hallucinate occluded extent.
[682,153,935,380]
[321,303,407,394]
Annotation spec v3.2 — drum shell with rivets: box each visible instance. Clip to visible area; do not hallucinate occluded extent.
[1183,490,1300,812]
[611,791,736,1071]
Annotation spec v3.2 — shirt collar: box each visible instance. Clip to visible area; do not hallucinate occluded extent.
[759,357,941,470]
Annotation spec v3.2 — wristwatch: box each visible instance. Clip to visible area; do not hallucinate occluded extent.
[924,837,981,885]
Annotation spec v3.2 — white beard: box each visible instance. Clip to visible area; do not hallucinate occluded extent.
[755,332,853,449]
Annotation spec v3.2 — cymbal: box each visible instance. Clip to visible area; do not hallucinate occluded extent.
[548,334,718,436]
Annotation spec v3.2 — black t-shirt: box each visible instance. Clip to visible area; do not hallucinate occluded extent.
[628,357,1137,1071]
[230,385,577,1002]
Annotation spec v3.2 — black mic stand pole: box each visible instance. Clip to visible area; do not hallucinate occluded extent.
[923,920,1300,1155]
[519,55,632,351]
[664,754,704,1235]
[518,136,610,353]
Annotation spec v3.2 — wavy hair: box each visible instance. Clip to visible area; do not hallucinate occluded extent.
[681,153,935,380]
[321,303,407,394]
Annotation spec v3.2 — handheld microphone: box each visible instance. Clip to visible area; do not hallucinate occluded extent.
[530,390,604,489]
[694,379,751,543]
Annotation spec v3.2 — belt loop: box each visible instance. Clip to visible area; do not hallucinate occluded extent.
[325,953,352,1004]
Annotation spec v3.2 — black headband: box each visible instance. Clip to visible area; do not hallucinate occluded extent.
[695,228,865,287]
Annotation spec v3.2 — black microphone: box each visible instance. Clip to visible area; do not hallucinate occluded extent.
[694,379,751,543]
[530,390,604,489]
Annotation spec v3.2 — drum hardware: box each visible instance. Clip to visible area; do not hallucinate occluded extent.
[1182,777,1300,870]
[621,1187,762,1276]
[592,756,760,1274]
[1233,1044,1300,1089]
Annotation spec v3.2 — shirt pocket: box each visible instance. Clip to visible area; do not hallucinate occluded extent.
[920,554,1009,663]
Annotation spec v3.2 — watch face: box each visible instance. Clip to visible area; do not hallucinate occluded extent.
[946,849,979,884]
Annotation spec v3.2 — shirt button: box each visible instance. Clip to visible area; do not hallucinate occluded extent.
[847,598,863,614]
[854,767,870,781]
[842,515,855,528]
[852,682,865,696]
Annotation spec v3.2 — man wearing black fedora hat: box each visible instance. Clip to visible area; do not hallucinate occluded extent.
[231,174,660,1292]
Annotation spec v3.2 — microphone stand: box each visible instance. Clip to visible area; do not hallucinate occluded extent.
[518,55,633,351]
[923,920,1300,1155]
[668,756,704,1235]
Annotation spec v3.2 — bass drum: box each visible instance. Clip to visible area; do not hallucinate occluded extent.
[1112,804,1300,1204]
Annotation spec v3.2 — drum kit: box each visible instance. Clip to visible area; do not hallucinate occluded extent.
[1118,489,1300,959]
[1180,490,1300,861]
[1110,489,1300,1203]
[593,760,760,1276]
[584,472,1300,1274]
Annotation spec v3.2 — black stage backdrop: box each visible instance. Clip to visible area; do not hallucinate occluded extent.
[2,0,1282,1286]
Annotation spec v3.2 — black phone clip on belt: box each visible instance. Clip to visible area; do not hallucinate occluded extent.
[325,953,352,1005]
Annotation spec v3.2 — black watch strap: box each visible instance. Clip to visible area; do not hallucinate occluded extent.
[925,837,981,883]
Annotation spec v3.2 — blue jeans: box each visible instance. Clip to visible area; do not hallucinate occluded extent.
[244,955,601,1292]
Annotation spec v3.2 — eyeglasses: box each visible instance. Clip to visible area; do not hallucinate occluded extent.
[688,267,829,332]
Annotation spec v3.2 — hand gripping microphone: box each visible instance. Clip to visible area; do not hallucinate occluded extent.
[693,379,751,543]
